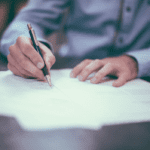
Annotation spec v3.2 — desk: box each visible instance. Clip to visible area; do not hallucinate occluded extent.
[0,53,150,150]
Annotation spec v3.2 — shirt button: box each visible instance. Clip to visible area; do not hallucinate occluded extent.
[126,6,131,12]
[118,37,123,44]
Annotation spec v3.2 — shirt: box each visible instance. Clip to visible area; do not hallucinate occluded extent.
[0,0,150,77]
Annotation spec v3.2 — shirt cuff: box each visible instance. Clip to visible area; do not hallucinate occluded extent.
[125,49,150,78]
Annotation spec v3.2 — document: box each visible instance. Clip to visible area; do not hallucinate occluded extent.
[0,69,150,130]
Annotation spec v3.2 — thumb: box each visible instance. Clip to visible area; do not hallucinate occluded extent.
[112,74,127,87]
[39,42,56,73]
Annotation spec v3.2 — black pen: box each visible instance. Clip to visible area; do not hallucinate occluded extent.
[27,23,52,87]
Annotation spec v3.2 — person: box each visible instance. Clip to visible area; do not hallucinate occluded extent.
[0,0,150,87]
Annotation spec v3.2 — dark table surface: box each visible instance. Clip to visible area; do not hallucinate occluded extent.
[0,53,150,150]
[0,116,150,150]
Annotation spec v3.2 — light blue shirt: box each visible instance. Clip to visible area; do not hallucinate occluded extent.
[0,0,150,77]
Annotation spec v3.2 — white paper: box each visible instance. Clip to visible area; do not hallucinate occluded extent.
[0,69,150,131]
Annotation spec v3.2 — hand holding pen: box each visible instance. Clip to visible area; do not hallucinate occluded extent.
[7,25,56,84]
[27,24,52,86]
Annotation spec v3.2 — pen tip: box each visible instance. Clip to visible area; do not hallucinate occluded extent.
[45,75,52,87]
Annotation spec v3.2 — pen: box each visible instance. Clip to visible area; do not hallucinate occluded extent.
[27,23,52,87]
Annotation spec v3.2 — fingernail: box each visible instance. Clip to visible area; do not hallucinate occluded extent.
[78,75,83,81]
[37,62,43,69]
[70,72,74,78]
[91,77,97,83]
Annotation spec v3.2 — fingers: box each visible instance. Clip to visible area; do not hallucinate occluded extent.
[90,63,128,87]
[70,58,129,87]
[112,74,128,87]
[9,43,45,80]
[77,59,103,81]
[8,63,22,77]
[16,36,45,69]
[70,59,93,78]
[90,63,114,84]
[8,36,56,80]
[7,63,28,79]
[7,54,34,78]
[39,42,56,72]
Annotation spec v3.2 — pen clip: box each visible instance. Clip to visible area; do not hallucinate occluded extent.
[27,23,39,47]
[31,30,39,46]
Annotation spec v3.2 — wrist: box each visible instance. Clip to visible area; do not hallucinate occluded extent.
[123,55,138,77]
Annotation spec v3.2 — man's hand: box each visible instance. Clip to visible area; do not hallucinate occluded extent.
[7,36,56,80]
[70,55,138,87]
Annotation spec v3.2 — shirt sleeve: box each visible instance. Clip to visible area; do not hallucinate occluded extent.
[126,49,150,78]
[0,0,70,56]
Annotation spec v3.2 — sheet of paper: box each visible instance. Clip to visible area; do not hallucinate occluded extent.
[0,69,150,131]
[51,69,150,125]
[0,71,94,130]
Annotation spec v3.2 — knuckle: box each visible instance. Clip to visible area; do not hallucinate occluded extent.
[9,45,15,53]
[16,36,26,45]
[84,66,91,73]
[94,59,102,66]
[16,36,30,52]
[94,59,100,63]
[107,62,113,68]
[107,61,118,68]
[16,36,23,45]
[84,59,91,64]
[98,71,105,77]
